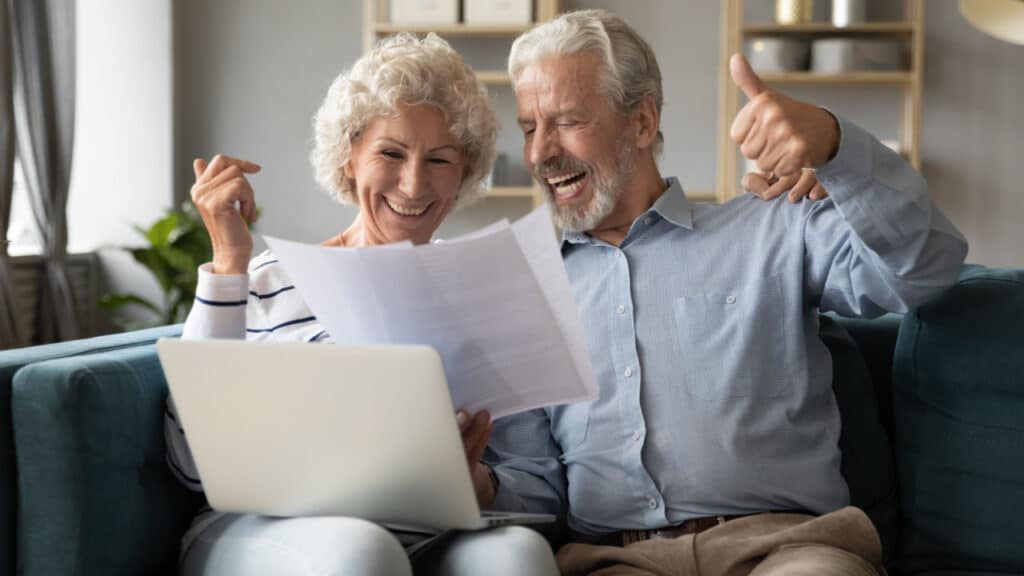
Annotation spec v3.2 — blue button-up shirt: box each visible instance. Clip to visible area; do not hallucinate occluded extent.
[486,117,967,534]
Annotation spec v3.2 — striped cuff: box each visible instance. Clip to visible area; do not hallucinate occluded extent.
[195,262,249,305]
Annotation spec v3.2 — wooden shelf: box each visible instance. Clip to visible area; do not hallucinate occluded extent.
[743,22,914,36]
[475,70,511,85]
[373,23,533,37]
[486,186,537,199]
[760,71,911,85]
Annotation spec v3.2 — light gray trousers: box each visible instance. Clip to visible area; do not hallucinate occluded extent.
[179,512,559,576]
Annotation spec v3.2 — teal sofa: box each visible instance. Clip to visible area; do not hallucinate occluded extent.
[1,266,1022,575]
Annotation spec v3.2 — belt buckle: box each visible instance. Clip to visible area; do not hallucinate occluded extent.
[621,529,652,546]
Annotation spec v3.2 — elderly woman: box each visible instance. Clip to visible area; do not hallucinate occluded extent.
[164,34,559,576]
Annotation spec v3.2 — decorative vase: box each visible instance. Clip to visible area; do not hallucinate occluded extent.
[832,0,867,27]
[775,0,814,25]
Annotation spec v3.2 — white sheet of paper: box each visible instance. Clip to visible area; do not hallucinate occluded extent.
[262,204,597,418]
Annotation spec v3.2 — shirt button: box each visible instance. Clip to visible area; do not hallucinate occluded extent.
[643,217,653,225]
[616,304,626,315]
[632,430,642,442]
[624,367,633,378]
[725,295,736,304]
[648,498,658,510]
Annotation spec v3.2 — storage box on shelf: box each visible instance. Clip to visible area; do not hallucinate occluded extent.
[465,0,532,25]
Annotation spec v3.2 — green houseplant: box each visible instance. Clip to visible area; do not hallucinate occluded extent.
[100,202,213,328]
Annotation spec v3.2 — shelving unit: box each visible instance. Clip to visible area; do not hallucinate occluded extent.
[716,0,924,202]
[363,0,559,206]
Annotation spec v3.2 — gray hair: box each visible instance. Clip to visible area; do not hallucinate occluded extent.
[311,33,498,206]
[508,10,663,156]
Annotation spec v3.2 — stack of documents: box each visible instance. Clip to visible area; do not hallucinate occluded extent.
[262,204,597,418]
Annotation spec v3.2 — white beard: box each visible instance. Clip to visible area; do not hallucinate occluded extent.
[547,138,636,232]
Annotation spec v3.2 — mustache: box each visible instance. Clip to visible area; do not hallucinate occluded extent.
[533,156,590,179]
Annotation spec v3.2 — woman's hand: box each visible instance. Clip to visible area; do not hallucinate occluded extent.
[742,169,828,203]
[190,154,262,274]
[457,409,497,507]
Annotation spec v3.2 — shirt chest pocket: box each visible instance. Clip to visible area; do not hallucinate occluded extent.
[672,275,793,400]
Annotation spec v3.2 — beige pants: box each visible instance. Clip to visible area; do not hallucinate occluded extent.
[557,506,882,576]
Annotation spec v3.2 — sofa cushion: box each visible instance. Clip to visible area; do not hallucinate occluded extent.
[11,342,201,575]
[821,315,899,561]
[0,324,182,576]
[892,266,1024,574]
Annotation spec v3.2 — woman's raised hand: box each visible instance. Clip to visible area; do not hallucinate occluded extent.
[191,154,262,274]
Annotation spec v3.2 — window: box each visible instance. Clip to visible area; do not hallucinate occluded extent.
[5,155,43,256]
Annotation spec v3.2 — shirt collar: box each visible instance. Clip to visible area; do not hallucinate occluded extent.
[650,177,694,230]
[560,177,694,248]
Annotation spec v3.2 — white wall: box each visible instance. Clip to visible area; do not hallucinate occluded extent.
[175,0,1024,267]
[178,0,365,247]
[68,0,174,325]
[921,1,1024,268]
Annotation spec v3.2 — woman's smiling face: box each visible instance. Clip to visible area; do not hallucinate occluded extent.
[344,102,466,245]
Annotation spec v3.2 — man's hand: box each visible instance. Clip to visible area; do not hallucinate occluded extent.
[743,169,828,203]
[729,53,840,178]
[457,410,497,507]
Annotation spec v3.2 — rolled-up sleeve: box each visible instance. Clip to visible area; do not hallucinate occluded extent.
[485,407,567,516]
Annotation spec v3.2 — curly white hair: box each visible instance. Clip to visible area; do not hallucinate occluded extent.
[311,33,498,206]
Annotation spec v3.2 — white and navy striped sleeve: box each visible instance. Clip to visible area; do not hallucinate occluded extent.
[164,261,250,491]
[182,263,249,339]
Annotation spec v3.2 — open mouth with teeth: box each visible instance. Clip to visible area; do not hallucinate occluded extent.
[545,171,589,202]
[384,197,431,217]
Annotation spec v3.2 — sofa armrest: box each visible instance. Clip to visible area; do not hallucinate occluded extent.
[0,324,182,576]
[892,266,1024,574]
[11,344,202,575]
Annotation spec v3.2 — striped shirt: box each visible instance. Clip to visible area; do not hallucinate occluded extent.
[163,250,332,491]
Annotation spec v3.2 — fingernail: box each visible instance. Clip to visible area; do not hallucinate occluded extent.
[456,411,469,427]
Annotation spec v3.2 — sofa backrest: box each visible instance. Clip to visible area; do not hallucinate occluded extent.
[0,324,183,576]
[823,314,901,561]
[892,266,1024,574]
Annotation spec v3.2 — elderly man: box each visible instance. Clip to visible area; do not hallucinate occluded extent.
[470,9,968,576]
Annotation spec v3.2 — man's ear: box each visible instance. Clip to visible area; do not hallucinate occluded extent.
[633,95,660,151]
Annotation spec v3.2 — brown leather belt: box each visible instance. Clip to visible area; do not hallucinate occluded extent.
[594,515,743,547]
[591,510,815,547]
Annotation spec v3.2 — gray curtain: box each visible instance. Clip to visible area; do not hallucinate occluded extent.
[11,0,77,343]
[0,0,25,349]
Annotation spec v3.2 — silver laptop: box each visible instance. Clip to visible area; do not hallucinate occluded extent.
[156,338,554,531]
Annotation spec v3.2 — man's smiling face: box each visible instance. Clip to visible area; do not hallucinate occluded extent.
[516,52,637,232]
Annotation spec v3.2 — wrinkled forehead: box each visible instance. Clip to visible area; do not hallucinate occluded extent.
[514,52,610,117]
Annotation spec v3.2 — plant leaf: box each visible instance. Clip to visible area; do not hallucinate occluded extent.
[145,212,180,248]
[99,293,162,316]
[131,247,176,293]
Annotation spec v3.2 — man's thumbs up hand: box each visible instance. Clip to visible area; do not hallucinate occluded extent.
[728,53,840,179]
[731,52,767,100]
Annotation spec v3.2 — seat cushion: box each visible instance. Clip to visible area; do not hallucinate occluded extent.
[11,340,200,575]
[892,266,1024,574]
[0,324,182,576]
[821,315,899,561]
